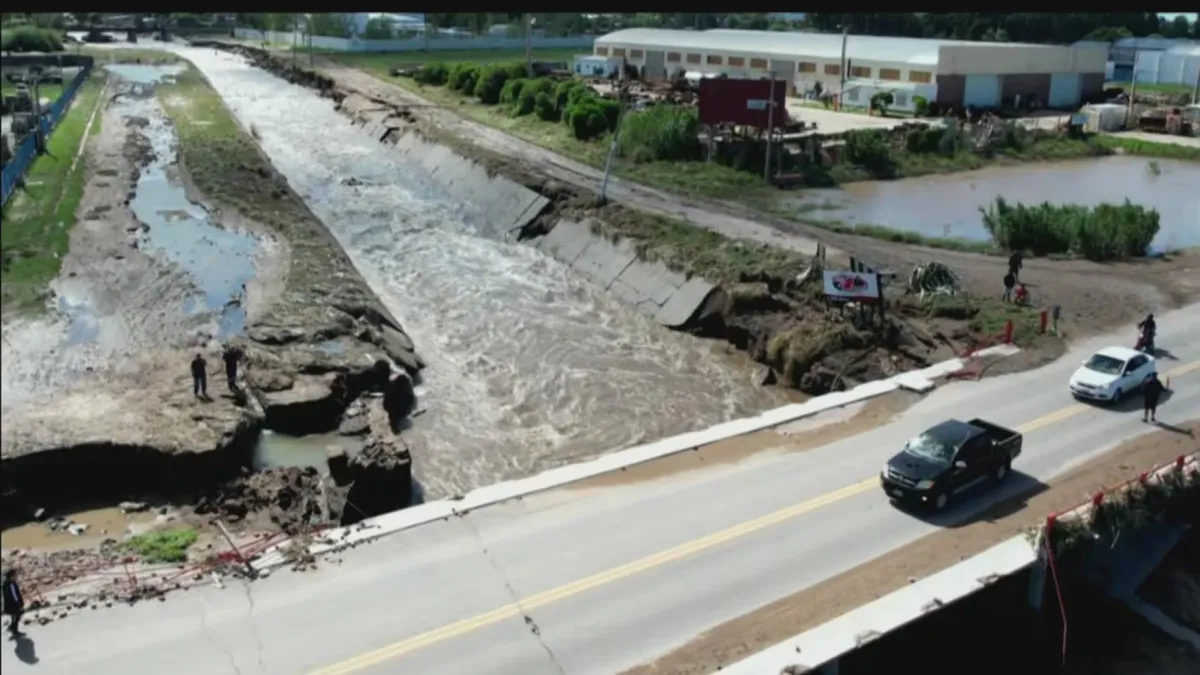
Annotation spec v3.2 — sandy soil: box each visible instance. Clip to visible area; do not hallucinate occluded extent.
[619,419,1200,675]
[311,58,1200,344]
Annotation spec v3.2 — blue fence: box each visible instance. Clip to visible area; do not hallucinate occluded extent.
[1,65,93,209]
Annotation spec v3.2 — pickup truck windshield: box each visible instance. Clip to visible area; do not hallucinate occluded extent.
[1084,354,1124,376]
[902,433,955,465]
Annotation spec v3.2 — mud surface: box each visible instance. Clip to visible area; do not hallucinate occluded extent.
[1,64,419,529]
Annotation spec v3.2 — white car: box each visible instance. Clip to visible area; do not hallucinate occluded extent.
[1068,346,1157,403]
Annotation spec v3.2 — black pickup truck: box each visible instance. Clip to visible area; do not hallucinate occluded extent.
[880,418,1023,511]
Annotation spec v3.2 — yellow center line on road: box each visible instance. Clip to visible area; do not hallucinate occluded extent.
[309,359,1199,675]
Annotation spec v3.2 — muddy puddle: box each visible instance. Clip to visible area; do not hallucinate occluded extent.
[253,430,363,470]
[1,506,161,553]
[787,156,1200,251]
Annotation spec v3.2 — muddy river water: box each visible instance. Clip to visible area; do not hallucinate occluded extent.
[155,47,789,496]
[793,156,1200,251]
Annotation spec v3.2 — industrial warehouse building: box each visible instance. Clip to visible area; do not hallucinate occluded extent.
[593,29,1108,112]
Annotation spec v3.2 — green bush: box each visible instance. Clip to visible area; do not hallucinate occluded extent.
[1,26,63,53]
[500,78,526,105]
[447,63,480,94]
[912,95,931,117]
[980,197,1160,260]
[844,129,896,177]
[473,65,512,105]
[514,78,554,117]
[617,104,700,162]
[534,91,560,122]
[564,100,610,141]
[554,80,590,110]
[124,528,198,564]
[501,61,529,80]
[413,62,448,86]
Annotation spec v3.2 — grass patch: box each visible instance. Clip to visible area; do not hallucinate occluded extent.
[922,294,1044,345]
[1,73,105,315]
[1105,80,1196,97]
[124,527,198,564]
[74,46,185,65]
[1089,134,1200,162]
[588,208,808,285]
[1,81,64,100]
[324,48,582,72]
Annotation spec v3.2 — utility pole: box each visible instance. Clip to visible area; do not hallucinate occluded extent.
[525,14,535,78]
[599,84,628,205]
[1126,51,1139,130]
[292,14,299,66]
[1192,62,1199,105]
[839,25,849,106]
[764,72,776,181]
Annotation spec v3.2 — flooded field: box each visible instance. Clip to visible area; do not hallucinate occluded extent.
[791,156,1200,251]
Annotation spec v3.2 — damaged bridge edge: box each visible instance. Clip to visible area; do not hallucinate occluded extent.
[250,343,1021,571]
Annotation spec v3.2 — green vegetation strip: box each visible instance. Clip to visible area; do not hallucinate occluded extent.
[1,73,105,314]
[124,527,199,564]
[981,198,1160,261]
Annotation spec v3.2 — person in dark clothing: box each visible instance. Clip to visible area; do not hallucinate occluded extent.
[222,344,245,392]
[1003,271,1016,302]
[1142,373,1165,423]
[3,568,25,637]
[1137,313,1157,351]
[191,354,208,398]
[1008,251,1023,283]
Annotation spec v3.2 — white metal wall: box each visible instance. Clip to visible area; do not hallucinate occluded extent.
[938,44,1106,75]
[1048,74,1082,108]
[963,74,1002,107]
[1133,50,1200,87]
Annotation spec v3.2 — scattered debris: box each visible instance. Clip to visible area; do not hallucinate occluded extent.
[908,262,961,298]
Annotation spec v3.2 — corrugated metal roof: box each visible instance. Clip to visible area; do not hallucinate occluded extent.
[595,28,1040,66]
[1166,43,1200,56]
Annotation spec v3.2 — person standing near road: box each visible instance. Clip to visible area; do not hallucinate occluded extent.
[1143,372,1165,423]
[3,568,25,637]
[191,353,208,399]
[1008,251,1023,283]
[222,343,245,392]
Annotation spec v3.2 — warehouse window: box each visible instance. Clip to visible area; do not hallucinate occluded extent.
[707,54,723,65]
[798,62,817,73]
[908,70,932,83]
[850,65,871,78]
[630,49,644,59]
[824,63,841,76]
[844,88,859,102]
[728,56,745,67]
[611,48,625,57]
[893,92,908,107]
[686,53,702,64]
[595,46,608,56]
[750,58,769,69]
[879,68,901,81]
[666,52,681,63]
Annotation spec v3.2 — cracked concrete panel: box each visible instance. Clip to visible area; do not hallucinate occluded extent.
[571,240,638,291]
[614,258,687,307]
[655,277,718,328]
[535,220,592,265]
[608,279,648,307]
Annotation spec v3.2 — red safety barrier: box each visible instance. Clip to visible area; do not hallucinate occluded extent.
[1039,309,1048,335]
[1004,319,1014,344]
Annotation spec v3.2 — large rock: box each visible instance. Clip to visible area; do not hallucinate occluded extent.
[339,399,414,525]
[260,374,342,435]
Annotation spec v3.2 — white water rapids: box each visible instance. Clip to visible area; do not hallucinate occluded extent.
[172,47,790,496]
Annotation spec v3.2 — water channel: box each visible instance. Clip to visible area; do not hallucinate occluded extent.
[789,156,1200,251]
[166,47,788,497]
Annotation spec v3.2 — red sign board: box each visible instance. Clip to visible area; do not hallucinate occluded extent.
[699,78,790,130]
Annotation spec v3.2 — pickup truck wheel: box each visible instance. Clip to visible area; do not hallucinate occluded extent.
[932,492,950,511]
[994,461,1011,482]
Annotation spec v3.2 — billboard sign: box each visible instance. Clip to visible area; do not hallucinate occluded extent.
[823,270,882,302]
[699,78,790,130]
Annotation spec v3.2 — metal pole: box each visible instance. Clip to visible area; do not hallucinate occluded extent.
[1126,51,1139,130]
[839,26,848,106]
[764,73,775,181]
[525,14,534,78]
[599,86,627,204]
[1192,62,1199,106]
[293,14,298,65]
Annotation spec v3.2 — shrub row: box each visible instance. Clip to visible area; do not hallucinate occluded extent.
[980,197,1160,261]
[1,26,64,53]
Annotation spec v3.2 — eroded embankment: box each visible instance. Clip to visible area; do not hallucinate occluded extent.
[214,43,999,398]
[1,63,418,531]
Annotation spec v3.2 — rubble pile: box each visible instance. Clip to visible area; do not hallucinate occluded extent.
[196,466,326,534]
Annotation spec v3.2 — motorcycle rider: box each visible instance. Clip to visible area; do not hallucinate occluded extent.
[1137,314,1157,352]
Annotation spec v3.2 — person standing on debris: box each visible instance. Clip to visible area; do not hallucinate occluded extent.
[191,353,208,398]
[1003,270,1016,303]
[1008,251,1023,283]
[1142,372,1165,423]
[223,343,245,392]
[3,568,25,637]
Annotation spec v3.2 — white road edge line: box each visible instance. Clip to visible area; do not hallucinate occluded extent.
[251,344,1020,570]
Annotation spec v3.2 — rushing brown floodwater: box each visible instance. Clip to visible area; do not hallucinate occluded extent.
[791,156,1200,251]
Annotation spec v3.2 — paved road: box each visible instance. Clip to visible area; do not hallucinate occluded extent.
[5,306,1199,675]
